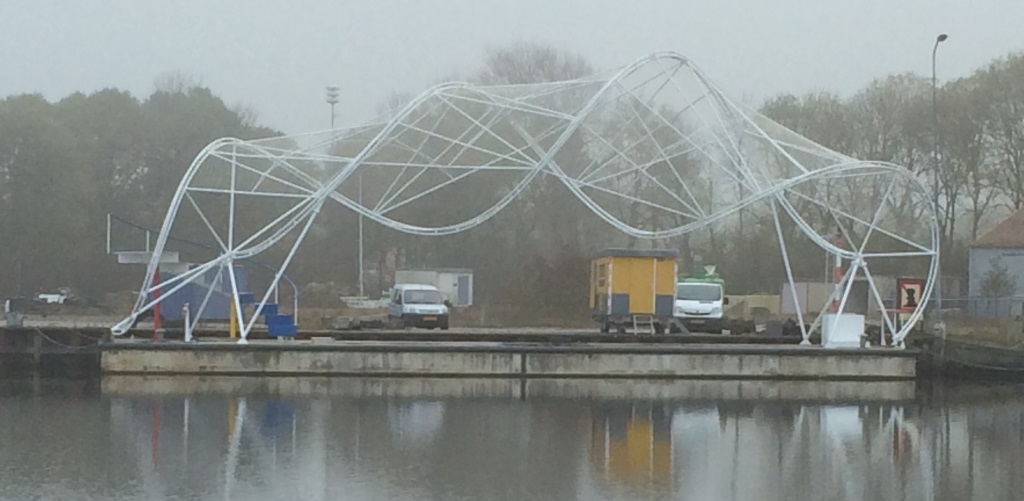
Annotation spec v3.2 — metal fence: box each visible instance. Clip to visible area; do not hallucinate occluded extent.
[929,297,1024,320]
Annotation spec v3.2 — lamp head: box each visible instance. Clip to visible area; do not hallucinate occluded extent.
[937,34,948,42]
[326,86,340,105]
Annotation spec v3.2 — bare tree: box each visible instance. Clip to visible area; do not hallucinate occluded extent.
[153,71,202,94]
[475,42,593,86]
[979,54,1024,211]
[942,78,999,242]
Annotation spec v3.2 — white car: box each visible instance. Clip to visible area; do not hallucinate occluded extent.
[387,283,450,330]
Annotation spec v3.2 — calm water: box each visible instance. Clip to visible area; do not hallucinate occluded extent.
[1,377,1022,501]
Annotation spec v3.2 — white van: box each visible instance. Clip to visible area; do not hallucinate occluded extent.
[673,280,728,334]
[388,283,450,330]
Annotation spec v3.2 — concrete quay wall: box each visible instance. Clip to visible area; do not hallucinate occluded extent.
[101,342,917,380]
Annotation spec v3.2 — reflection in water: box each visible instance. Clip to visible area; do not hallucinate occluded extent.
[0,379,1022,500]
[588,402,673,494]
[388,401,445,448]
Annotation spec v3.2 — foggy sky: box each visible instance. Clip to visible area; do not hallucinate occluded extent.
[2,0,1023,135]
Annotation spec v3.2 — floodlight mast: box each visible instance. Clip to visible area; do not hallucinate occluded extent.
[326,85,340,129]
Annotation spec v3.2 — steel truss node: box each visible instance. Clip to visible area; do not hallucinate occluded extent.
[111,52,938,346]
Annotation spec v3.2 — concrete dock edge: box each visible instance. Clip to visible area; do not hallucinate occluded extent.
[100,342,917,380]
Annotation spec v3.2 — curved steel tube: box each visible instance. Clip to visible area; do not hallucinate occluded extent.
[112,52,938,346]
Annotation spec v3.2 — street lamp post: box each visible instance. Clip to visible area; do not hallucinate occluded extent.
[931,33,948,329]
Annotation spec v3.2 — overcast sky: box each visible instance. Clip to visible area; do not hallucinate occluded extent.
[2,0,1023,134]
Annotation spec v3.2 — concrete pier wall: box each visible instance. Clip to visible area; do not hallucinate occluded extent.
[525,351,912,378]
[101,342,917,380]
[103,348,521,376]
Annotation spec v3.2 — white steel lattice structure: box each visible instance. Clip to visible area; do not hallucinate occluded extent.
[111,52,938,346]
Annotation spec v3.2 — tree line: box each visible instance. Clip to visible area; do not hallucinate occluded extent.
[761,54,1024,286]
[1,45,1022,315]
[0,75,279,301]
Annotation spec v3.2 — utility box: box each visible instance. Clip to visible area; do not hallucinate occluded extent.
[821,313,865,348]
[4,297,27,328]
[394,268,474,306]
[590,248,679,333]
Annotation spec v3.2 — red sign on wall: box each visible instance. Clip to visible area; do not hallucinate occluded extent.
[896,278,924,313]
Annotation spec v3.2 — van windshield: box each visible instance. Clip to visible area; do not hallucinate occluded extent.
[403,289,443,304]
[676,283,722,301]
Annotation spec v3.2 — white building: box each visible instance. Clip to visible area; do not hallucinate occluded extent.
[969,209,1024,298]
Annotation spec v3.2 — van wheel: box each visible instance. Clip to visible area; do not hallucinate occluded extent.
[654,323,665,335]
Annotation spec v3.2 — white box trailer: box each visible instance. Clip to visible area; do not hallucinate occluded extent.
[394,268,474,306]
[780,277,896,320]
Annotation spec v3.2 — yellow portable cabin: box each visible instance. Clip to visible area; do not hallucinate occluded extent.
[589,248,679,333]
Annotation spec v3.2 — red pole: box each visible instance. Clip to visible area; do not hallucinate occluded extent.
[152,266,161,341]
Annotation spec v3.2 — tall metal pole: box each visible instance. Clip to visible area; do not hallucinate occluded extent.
[152,266,160,341]
[326,85,365,298]
[832,228,844,313]
[358,172,364,298]
[932,33,948,327]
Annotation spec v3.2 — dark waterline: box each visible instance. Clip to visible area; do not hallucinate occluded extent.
[1,377,1022,501]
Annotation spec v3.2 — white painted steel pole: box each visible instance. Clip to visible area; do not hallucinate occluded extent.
[183,302,192,343]
[358,171,364,298]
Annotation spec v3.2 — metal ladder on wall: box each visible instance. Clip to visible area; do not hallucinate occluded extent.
[632,315,655,335]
